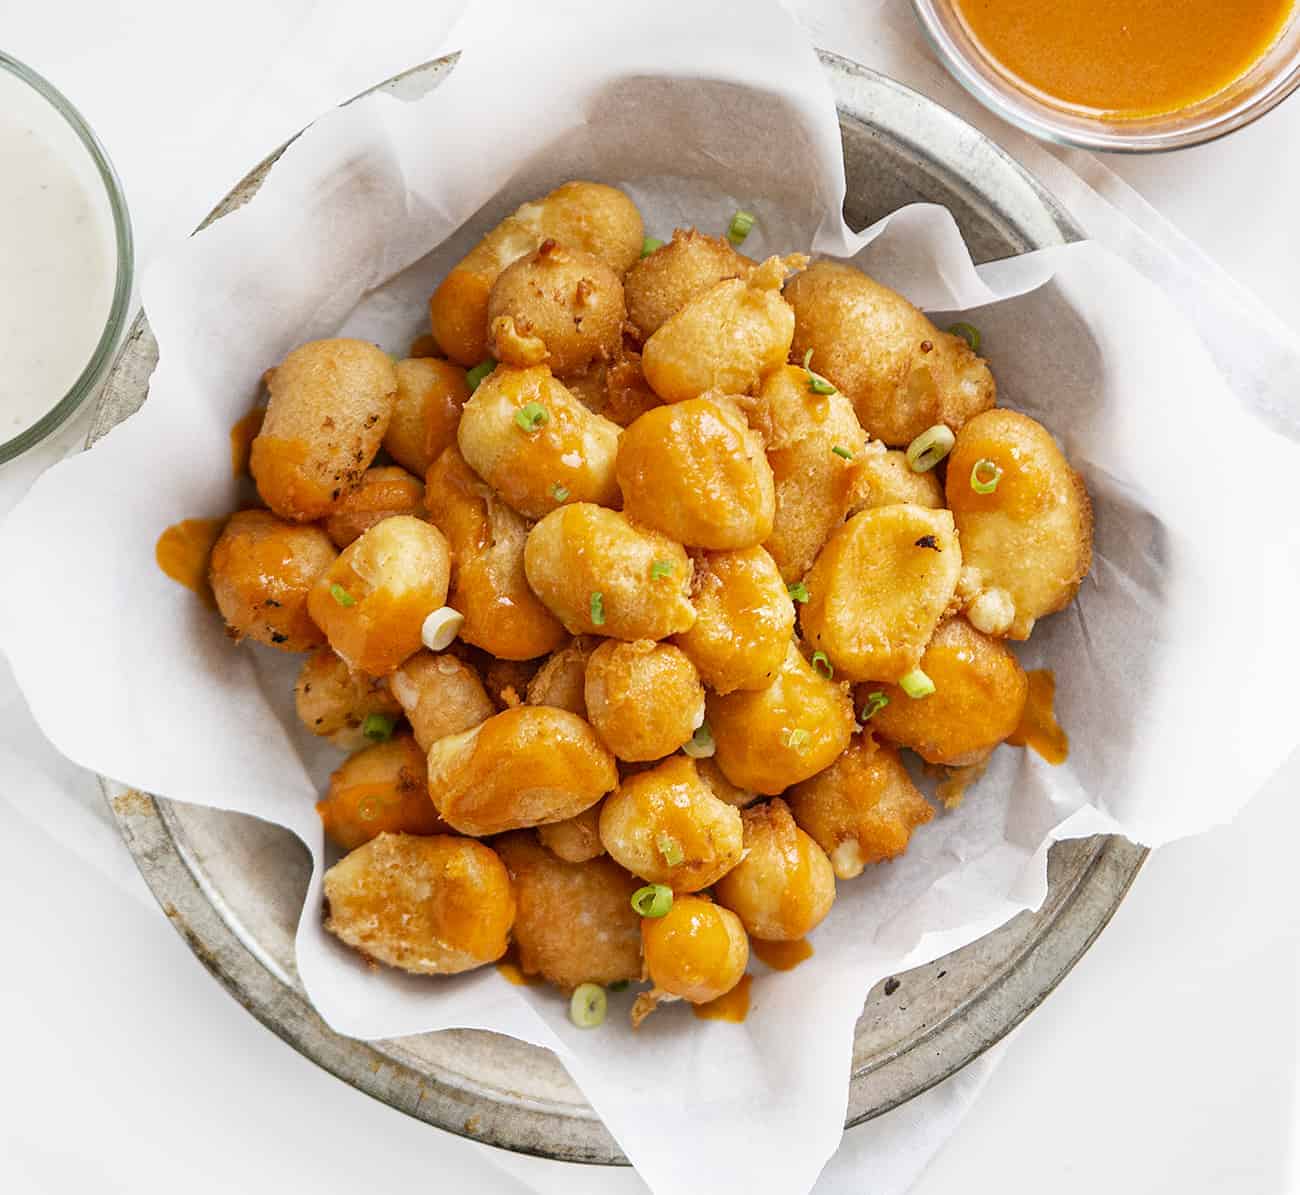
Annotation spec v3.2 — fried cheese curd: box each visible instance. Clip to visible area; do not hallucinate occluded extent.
[193,187,1095,1009]
[323,833,514,974]
[945,409,1093,640]
[785,261,994,447]
[495,833,641,990]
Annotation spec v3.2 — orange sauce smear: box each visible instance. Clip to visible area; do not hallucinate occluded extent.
[692,973,753,1023]
[751,938,814,972]
[953,0,1295,117]
[230,408,265,478]
[1009,669,1069,765]
[496,958,540,987]
[155,517,224,606]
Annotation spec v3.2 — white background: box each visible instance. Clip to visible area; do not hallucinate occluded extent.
[2,2,1298,1193]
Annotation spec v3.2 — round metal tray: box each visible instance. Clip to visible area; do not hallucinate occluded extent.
[93,52,1146,1164]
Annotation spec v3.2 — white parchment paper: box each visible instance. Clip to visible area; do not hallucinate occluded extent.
[3,2,1300,1193]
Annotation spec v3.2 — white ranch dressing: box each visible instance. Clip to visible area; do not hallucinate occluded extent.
[0,66,115,442]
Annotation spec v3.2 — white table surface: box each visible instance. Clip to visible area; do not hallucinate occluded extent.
[2,3,1298,1193]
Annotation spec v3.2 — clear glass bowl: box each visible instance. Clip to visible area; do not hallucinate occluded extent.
[910,0,1300,153]
[0,52,133,464]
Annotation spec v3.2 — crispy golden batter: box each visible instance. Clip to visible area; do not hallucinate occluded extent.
[316,733,446,850]
[695,756,760,809]
[389,650,495,751]
[307,515,450,676]
[584,639,705,762]
[673,546,793,694]
[488,239,625,375]
[429,181,643,367]
[616,396,775,549]
[640,894,748,1005]
[799,505,961,683]
[599,755,743,890]
[598,351,664,427]
[323,466,425,549]
[713,798,835,940]
[495,833,641,990]
[869,617,1028,765]
[456,364,621,519]
[209,510,336,651]
[524,504,696,640]
[424,446,566,660]
[323,833,514,974]
[536,802,606,862]
[787,733,933,878]
[740,363,869,582]
[251,339,397,521]
[641,255,805,402]
[852,442,945,511]
[483,657,541,709]
[624,227,752,340]
[785,261,994,447]
[427,705,617,835]
[946,409,1093,640]
[383,358,470,477]
[526,637,597,716]
[708,641,856,795]
[294,646,403,750]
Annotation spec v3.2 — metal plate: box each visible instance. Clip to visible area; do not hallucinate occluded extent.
[92,52,1146,1164]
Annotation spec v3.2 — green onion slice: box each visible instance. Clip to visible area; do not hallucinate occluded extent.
[514,402,549,433]
[727,209,755,245]
[811,651,833,679]
[860,691,889,721]
[801,347,836,395]
[631,883,674,918]
[329,583,357,608]
[362,713,395,743]
[569,983,607,1029]
[948,322,982,353]
[641,236,665,257]
[905,424,956,473]
[550,482,570,502]
[899,668,936,699]
[831,445,853,460]
[788,581,810,604]
[466,358,496,391]
[784,727,811,750]
[589,591,605,626]
[970,458,1002,494]
[682,722,714,758]
[656,831,685,867]
[650,559,674,581]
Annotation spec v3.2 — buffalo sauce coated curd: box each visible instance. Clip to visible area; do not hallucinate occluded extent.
[953,0,1295,117]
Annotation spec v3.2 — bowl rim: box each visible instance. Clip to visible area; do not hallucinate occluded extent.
[908,0,1300,154]
[0,51,134,464]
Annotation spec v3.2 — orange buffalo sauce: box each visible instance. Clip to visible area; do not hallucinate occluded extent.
[155,517,224,605]
[230,408,265,478]
[751,938,813,973]
[1008,669,1069,765]
[953,0,1295,117]
[692,973,753,1023]
[496,959,540,987]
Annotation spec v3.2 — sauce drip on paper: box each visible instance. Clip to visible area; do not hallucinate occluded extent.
[496,959,540,987]
[230,408,265,477]
[155,517,224,605]
[751,938,813,972]
[1009,669,1069,765]
[953,0,1295,117]
[693,973,753,1023]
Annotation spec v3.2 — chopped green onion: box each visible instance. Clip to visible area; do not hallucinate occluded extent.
[569,983,607,1029]
[656,831,685,867]
[631,883,674,918]
[608,979,631,992]
[641,236,665,257]
[860,691,889,721]
[788,581,810,604]
[970,458,1002,494]
[329,583,357,608]
[362,714,395,743]
[650,559,674,581]
[550,482,571,502]
[514,402,549,433]
[905,424,956,473]
[831,445,853,460]
[784,728,811,750]
[589,591,605,626]
[948,322,982,353]
[466,358,496,391]
[808,372,836,396]
[727,209,755,245]
[811,651,833,679]
[683,722,714,758]
[899,668,936,699]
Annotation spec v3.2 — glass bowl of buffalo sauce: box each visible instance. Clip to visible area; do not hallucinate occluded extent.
[911,0,1300,152]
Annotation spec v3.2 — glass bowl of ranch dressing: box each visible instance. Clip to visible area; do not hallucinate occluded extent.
[0,52,132,464]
